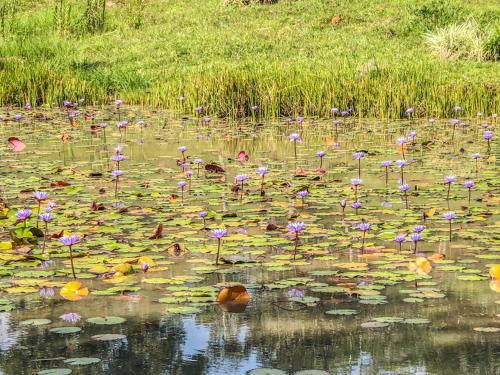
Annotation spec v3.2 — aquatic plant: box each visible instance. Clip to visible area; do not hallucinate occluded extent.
[443,211,456,241]
[33,191,48,228]
[256,166,268,195]
[394,234,406,253]
[38,211,52,254]
[288,133,302,158]
[58,235,81,279]
[358,222,370,253]
[296,190,308,206]
[235,174,249,195]
[380,161,392,186]
[410,232,421,254]
[463,180,475,208]
[399,183,410,209]
[351,201,362,215]
[339,199,347,217]
[316,151,326,169]
[353,152,365,178]
[472,153,481,174]
[351,178,362,202]
[178,145,187,161]
[15,208,31,228]
[287,221,305,261]
[177,180,187,203]
[444,175,456,204]
[198,211,208,229]
[193,158,203,177]
[483,131,493,153]
[210,227,228,265]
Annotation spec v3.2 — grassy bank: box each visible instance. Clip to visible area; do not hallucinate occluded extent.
[0,0,499,118]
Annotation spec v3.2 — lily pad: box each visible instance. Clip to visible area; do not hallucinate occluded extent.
[91,333,127,341]
[86,316,126,325]
[361,321,389,328]
[37,369,72,375]
[63,357,101,365]
[49,327,82,334]
[325,309,358,316]
[20,318,51,326]
[473,327,500,333]
[164,306,201,314]
[248,369,287,375]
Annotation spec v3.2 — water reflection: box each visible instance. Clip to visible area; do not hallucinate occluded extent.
[0,110,498,374]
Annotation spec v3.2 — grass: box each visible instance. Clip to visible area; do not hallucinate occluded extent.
[0,0,499,118]
[425,19,487,62]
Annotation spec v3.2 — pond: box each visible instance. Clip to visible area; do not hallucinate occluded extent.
[0,107,498,375]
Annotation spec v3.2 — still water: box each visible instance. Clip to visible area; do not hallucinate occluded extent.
[0,107,498,375]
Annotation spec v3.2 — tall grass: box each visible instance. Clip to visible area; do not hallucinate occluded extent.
[0,0,498,118]
[84,0,106,34]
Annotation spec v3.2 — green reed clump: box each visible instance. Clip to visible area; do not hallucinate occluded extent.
[0,0,19,36]
[483,24,500,61]
[84,0,106,34]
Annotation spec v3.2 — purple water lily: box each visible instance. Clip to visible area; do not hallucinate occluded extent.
[211,227,227,265]
[288,222,305,260]
[394,234,406,252]
[59,313,81,323]
[59,235,80,278]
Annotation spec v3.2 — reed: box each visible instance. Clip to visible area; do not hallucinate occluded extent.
[0,0,498,118]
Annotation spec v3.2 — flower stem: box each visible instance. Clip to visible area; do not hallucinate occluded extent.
[42,222,48,254]
[36,201,41,228]
[293,233,299,260]
[69,245,76,279]
[215,238,221,265]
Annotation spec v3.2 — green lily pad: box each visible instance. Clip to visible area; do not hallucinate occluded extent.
[473,327,500,332]
[63,357,101,365]
[20,318,52,326]
[91,333,127,341]
[37,369,72,375]
[86,316,126,325]
[248,369,287,375]
[403,318,431,325]
[325,309,358,316]
[49,327,82,334]
[164,306,201,314]
[361,321,389,328]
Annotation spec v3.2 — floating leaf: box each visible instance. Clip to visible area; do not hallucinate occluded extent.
[60,281,89,301]
[325,309,358,316]
[361,321,389,328]
[63,358,101,365]
[248,369,287,375]
[91,333,127,341]
[86,316,126,325]
[49,327,82,334]
[403,318,431,325]
[37,369,72,375]
[7,137,26,152]
[164,306,201,314]
[473,327,500,333]
[20,319,51,326]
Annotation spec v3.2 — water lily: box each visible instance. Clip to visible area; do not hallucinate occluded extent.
[287,222,305,261]
[210,227,227,265]
[59,235,81,278]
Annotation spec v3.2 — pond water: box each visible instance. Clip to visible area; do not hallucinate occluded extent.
[0,107,498,375]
